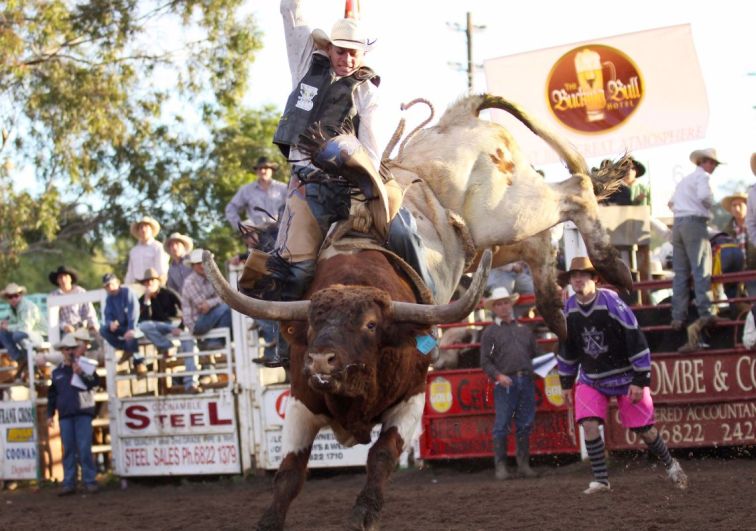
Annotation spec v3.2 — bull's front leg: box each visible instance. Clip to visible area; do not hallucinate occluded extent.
[258,398,328,531]
[348,394,424,531]
[557,174,633,291]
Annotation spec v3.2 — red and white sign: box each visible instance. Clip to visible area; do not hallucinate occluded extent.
[115,393,240,476]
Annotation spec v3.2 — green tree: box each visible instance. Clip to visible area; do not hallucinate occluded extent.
[0,0,273,277]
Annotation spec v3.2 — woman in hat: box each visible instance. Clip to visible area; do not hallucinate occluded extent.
[124,215,169,285]
[48,265,99,335]
[224,156,287,232]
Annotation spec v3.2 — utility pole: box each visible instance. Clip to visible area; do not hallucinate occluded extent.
[447,12,486,93]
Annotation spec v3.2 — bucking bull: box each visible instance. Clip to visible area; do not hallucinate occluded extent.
[203,93,631,530]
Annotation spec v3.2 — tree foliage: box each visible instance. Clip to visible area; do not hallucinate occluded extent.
[0,0,282,282]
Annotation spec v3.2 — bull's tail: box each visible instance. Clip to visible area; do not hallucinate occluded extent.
[475,94,626,199]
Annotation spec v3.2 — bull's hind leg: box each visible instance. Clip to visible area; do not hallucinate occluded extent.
[348,394,425,531]
[258,398,328,531]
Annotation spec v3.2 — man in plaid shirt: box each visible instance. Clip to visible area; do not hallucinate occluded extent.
[181,250,231,348]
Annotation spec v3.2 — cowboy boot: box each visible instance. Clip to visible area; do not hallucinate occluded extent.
[516,435,538,478]
[493,436,511,480]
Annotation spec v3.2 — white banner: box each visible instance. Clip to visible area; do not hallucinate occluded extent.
[0,401,38,480]
[484,24,708,165]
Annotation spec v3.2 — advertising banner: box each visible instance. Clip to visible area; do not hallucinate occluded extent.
[484,24,707,164]
[0,401,38,480]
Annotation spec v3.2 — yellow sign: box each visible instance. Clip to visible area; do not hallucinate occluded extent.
[7,427,34,443]
[428,377,453,413]
[544,372,565,407]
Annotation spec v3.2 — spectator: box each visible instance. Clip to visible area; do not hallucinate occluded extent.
[48,265,99,335]
[164,232,194,295]
[487,262,534,296]
[722,192,756,297]
[668,148,721,332]
[137,267,199,393]
[99,273,144,378]
[0,283,45,375]
[225,156,287,231]
[181,250,232,348]
[124,215,169,285]
[480,286,538,480]
[602,157,649,206]
[47,333,99,496]
[743,152,756,270]
[557,257,688,494]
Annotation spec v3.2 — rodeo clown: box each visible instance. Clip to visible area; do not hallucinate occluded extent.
[240,0,429,368]
[557,257,688,494]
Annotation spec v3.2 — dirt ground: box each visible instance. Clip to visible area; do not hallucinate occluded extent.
[1,453,754,531]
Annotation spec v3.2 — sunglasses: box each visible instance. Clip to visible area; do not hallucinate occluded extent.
[6,293,21,299]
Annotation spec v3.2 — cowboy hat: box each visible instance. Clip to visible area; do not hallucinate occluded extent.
[184,248,204,265]
[72,328,94,343]
[557,256,598,286]
[139,267,161,283]
[483,286,520,311]
[2,282,27,298]
[163,232,193,253]
[650,259,673,280]
[689,148,723,166]
[628,157,646,177]
[254,156,279,171]
[721,192,748,212]
[751,152,756,177]
[48,265,79,286]
[312,18,372,51]
[129,215,161,239]
[54,334,79,350]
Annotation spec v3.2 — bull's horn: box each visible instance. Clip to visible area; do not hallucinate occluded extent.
[202,250,310,321]
[392,248,492,324]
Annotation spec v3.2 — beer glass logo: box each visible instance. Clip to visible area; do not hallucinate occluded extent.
[546,44,643,133]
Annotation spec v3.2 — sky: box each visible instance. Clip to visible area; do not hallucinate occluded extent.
[243,0,756,218]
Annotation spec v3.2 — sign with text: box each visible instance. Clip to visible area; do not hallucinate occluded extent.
[263,427,380,470]
[115,393,240,476]
[484,24,707,164]
[0,401,38,480]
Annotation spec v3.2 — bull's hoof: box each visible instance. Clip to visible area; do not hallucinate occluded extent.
[256,509,284,531]
[346,504,380,531]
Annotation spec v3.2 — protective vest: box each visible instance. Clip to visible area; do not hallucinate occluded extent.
[273,52,379,158]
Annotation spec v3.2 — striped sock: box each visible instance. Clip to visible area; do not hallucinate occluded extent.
[646,434,674,468]
[585,436,609,485]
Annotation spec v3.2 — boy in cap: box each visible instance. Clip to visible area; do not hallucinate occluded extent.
[99,273,144,377]
[480,286,539,480]
[557,257,688,494]
[47,333,99,495]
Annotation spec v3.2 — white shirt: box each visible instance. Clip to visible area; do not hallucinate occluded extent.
[743,310,756,350]
[280,0,382,169]
[669,166,713,219]
[125,239,169,284]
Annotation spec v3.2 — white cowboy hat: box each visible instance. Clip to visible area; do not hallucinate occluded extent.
[312,18,372,51]
[2,282,27,297]
[54,334,78,350]
[130,215,161,239]
[650,259,673,280]
[689,148,723,166]
[163,232,193,253]
[721,192,747,212]
[72,328,94,343]
[483,286,520,311]
[184,248,204,265]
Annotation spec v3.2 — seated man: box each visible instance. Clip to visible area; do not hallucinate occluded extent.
[99,273,145,378]
[48,265,99,336]
[137,268,199,392]
[0,282,45,376]
[181,250,232,349]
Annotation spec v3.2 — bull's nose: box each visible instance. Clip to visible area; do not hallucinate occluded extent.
[307,352,336,373]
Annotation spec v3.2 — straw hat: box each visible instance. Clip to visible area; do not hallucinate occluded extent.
[557,256,597,286]
[650,259,673,280]
[721,192,748,212]
[72,328,94,343]
[184,248,204,265]
[130,215,161,239]
[48,265,79,286]
[2,282,27,298]
[312,18,372,51]
[54,334,78,350]
[483,286,520,311]
[163,232,193,253]
[139,267,161,283]
[689,148,723,166]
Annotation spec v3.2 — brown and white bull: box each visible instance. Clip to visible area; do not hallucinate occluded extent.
[203,248,491,530]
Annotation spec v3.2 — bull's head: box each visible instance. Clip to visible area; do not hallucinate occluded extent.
[203,249,491,394]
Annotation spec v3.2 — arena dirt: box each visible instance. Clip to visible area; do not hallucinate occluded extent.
[1,453,753,530]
